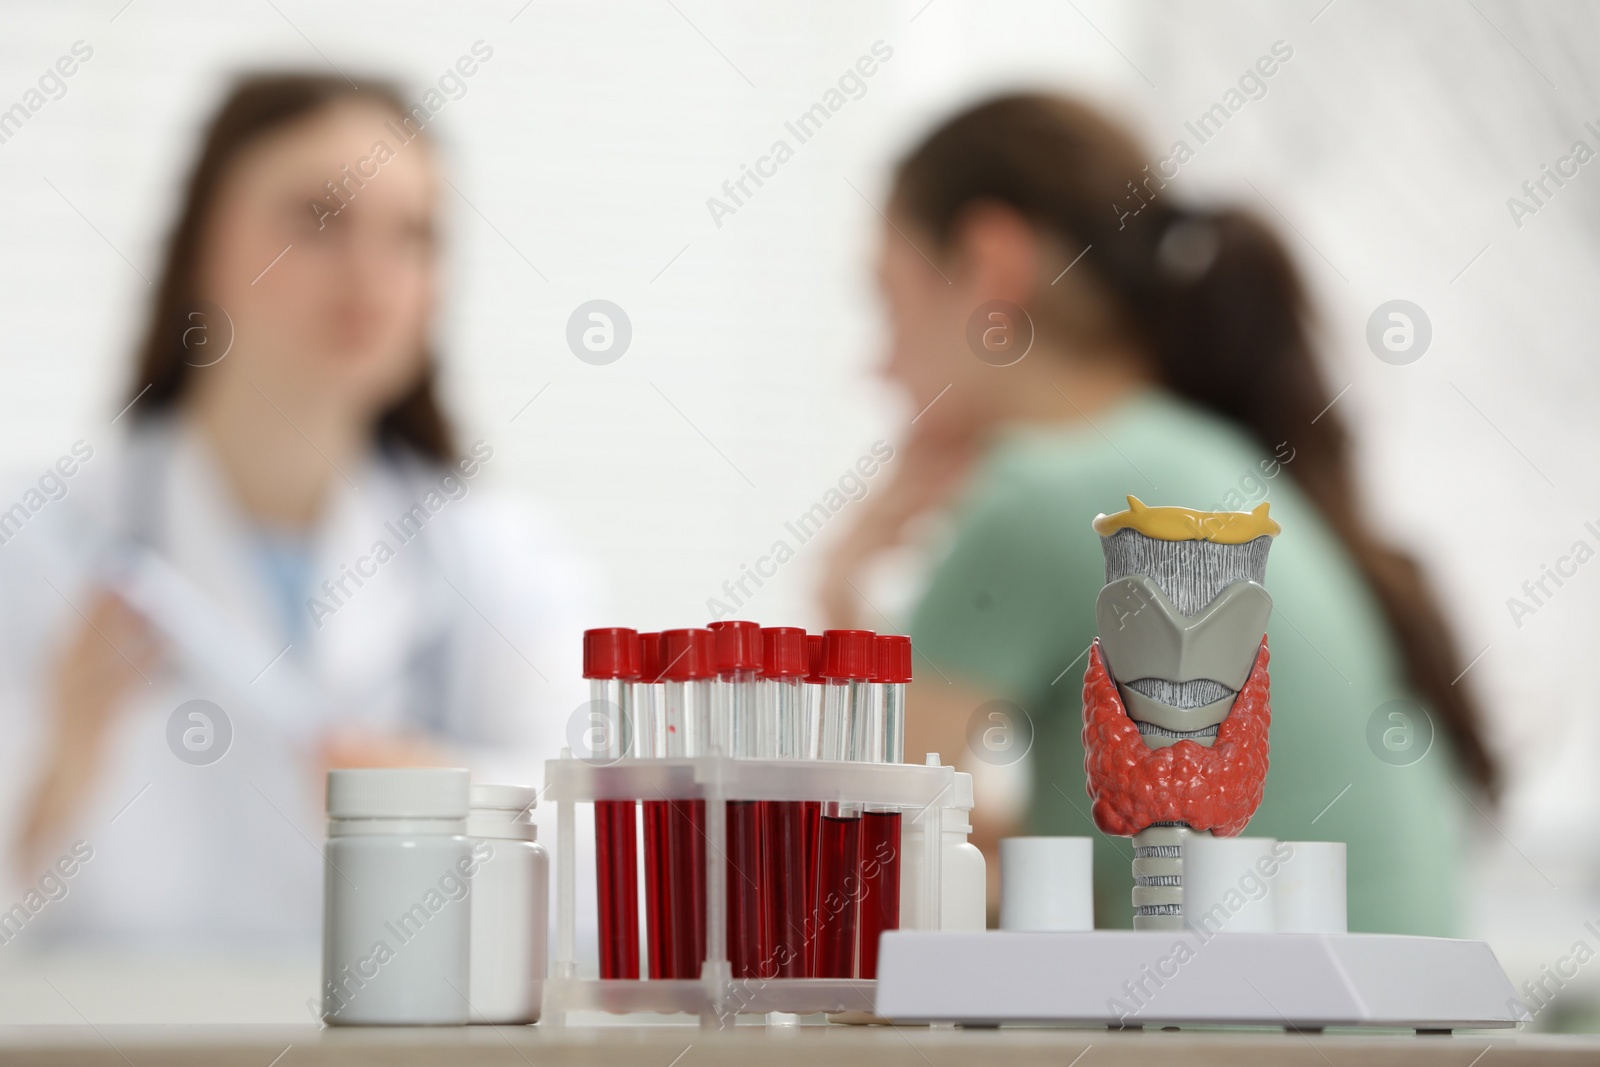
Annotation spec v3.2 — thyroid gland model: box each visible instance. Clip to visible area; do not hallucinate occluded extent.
[1082,497,1278,930]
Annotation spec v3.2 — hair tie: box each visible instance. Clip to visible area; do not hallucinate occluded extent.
[1156,213,1220,282]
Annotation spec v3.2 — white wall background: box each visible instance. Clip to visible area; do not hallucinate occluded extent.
[2,0,1599,1026]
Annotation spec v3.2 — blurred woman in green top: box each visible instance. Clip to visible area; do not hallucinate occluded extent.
[820,93,1495,934]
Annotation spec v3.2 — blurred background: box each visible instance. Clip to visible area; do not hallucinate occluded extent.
[1,0,1598,1030]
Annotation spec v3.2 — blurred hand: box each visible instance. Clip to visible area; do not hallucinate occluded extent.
[818,419,979,628]
[15,590,159,873]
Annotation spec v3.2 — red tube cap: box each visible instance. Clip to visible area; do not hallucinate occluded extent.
[875,634,913,684]
[583,627,639,680]
[660,628,716,681]
[822,629,876,680]
[638,631,665,683]
[709,619,762,674]
[761,627,808,678]
[804,634,826,684]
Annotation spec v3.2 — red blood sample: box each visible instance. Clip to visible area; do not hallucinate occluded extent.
[594,799,639,979]
[710,621,767,980]
[812,630,875,979]
[671,798,708,977]
[659,629,715,979]
[635,632,674,980]
[642,799,673,979]
[800,799,821,975]
[761,799,807,978]
[856,809,901,979]
[757,627,810,979]
[1082,637,1272,837]
[801,634,826,976]
[725,799,765,978]
[857,634,910,978]
[583,628,640,981]
[812,811,861,978]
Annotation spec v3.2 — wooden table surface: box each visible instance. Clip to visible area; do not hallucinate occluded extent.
[3,1024,1599,1066]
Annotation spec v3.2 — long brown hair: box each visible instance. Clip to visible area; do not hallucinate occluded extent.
[126,72,453,460]
[893,93,1497,796]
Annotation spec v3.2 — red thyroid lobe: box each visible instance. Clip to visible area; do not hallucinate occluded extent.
[1081,637,1271,837]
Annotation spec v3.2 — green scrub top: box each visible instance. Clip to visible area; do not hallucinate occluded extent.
[909,388,1465,935]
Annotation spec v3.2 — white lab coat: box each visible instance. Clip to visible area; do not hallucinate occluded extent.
[0,420,595,948]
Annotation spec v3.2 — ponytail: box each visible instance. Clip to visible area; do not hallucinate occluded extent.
[893,93,1497,796]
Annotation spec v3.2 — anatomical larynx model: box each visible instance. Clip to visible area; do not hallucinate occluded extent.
[1082,497,1278,930]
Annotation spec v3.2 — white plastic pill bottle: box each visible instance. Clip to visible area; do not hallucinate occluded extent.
[940,771,987,932]
[467,783,549,1025]
[322,767,473,1026]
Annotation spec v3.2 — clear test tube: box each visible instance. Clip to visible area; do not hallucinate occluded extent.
[760,626,809,979]
[582,627,640,981]
[659,628,715,979]
[635,632,673,981]
[879,636,909,765]
[813,628,875,979]
[710,620,762,756]
[799,633,825,975]
[800,635,825,761]
[858,634,911,979]
[709,620,765,980]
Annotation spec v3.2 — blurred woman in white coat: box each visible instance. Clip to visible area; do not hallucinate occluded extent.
[0,73,591,945]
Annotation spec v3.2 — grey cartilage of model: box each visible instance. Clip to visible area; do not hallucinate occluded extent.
[1096,575,1273,748]
[1130,824,1191,928]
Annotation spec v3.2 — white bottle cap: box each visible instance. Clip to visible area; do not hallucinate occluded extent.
[999,836,1094,932]
[470,783,538,813]
[467,783,540,841]
[326,768,470,819]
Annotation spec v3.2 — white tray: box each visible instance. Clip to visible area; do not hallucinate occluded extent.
[875,931,1526,1032]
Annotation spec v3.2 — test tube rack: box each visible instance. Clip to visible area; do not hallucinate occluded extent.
[541,753,957,1028]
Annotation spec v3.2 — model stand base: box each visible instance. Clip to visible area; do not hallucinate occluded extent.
[875,930,1525,1032]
